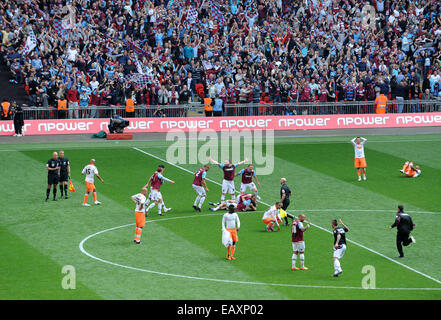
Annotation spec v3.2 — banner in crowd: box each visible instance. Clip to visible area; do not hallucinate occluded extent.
[1,113,441,136]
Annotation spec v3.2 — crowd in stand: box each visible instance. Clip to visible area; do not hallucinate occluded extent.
[0,0,440,118]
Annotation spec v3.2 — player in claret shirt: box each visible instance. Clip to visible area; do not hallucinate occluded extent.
[192,164,210,212]
[235,164,261,199]
[207,156,248,205]
[291,214,311,271]
[144,165,175,216]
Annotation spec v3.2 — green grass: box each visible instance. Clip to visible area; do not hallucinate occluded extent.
[1,134,441,299]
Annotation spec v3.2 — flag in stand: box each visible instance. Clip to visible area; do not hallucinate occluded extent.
[133,53,144,74]
[22,27,37,56]
[124,73,153,88]
[185,6,199,27]
[209,0,225,25]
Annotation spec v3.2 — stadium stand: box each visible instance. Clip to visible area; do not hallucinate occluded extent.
[0,0,440,119]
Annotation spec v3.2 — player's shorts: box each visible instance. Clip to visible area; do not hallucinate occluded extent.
[59,172,69,182]
[413,170,421,178]
[192,184,206,197]
[282,199,290,211]
[292,241,305,253]
[85,181,96,193]
[222,179,235,194]
[354,157,367,168]
[236,203,246,211]
[333,244,346,259]
[135,211,145,228]
[240,182,255,193]
[48,174,58,185]
[226,228,238,242]
[150,189,162,201]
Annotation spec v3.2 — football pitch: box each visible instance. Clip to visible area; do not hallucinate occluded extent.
[1,132,441,300]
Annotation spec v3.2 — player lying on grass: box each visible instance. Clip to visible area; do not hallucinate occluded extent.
[400,161,421,178]
[210,193,257,212]
[262,202,283,232]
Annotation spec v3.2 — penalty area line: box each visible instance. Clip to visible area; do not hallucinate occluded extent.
[131,147,441,286]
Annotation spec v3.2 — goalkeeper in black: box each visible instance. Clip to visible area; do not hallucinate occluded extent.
[58,150,71,199]
[389,205,416,258]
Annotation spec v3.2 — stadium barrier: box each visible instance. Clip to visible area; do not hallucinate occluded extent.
[1,112,441,136]
[12,99,441,120]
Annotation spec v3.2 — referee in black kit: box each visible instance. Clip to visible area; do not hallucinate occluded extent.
[58,150,71,199]
[389,205,416,258]
[280,177,295,226]
[46,152,60,201]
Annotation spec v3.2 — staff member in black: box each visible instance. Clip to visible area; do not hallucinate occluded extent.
[389,205,416,258]
[46,152,60,201]
[280,177,295,226]
[58,150,71,199]
[12,102,24,137]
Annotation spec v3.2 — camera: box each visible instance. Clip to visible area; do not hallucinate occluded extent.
[108,114,129,133]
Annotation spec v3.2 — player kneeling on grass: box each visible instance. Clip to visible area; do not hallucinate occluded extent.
[222,204,241,260]
[262,202,283,232]
[131,188,148,244]
[291,214,311,271]
[331,219,349,277]
[400,161,421,178]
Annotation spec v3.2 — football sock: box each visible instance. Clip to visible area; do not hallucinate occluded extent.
[162,200,166,208]
[46,188,50,199]
[362,168,366,174]
[59,184,64,196]
[292,253,297,268]
[287,213,295,220]
[284,217,289,225]
[198,196,205,208]
[300,254,305,268]
[357,169,361,177]
[227,246,231,258]
[221,195,225,203]
[231,245,236,257]
[231,194,236,201]
[147,203,156,211]
[53,187,57,199]
[93,192,97,202]
[194,195,201,206]
[158,203,163,215]
[334,259,341,272]
[83,194,89,204]
[134,227,142,242]
[64,184,68,194]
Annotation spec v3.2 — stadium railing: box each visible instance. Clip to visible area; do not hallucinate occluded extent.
[18,99,441,120]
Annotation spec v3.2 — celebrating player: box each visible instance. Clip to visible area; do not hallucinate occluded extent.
[399,161,421,178]
[332,218,350,277]
[144,165,175,216]
[262,202,283,232]
[46,152,60,202]
[57,150,71,199]
[222,204,241,260]
[207,156,248,204]
[192,164,210,212]
[81,159,104,206]
[131,188,148,244]
[350,136,367,181]
[236,164,261,199]
[210,193,257,212]
[291,214,311,271]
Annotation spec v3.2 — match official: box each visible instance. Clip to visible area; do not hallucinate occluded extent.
[46,152,60,201]
[389,205,416,258]
[280,178,295,226]
[58,150,71,199]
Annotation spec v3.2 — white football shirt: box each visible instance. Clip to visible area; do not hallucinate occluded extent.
[132,193,147,212]
[222,212,240,230]
[351,138,367,159]
[262,205,279,220]
[82,164,98,183]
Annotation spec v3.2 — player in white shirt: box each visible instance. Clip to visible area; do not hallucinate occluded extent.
[262,202,283,232]
[222,204,241,260]
[81,159,104,206]
[350,136,367,181]
[131,188,148,244]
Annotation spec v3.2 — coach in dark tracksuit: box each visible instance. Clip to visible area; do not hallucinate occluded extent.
[389,205,416,258]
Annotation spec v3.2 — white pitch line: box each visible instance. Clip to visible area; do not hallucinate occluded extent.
[132,146,441,286]
[79,214,441,291]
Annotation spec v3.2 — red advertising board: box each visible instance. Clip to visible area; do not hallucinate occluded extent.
[1,113,441,136]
